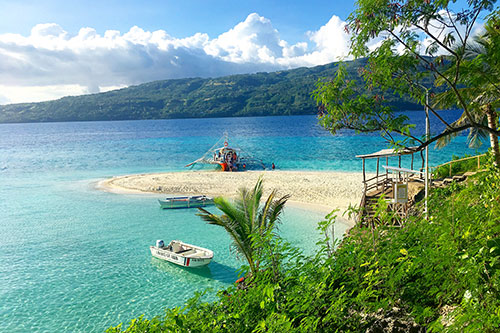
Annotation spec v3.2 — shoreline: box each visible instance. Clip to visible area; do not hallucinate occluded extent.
[97,170,370,226]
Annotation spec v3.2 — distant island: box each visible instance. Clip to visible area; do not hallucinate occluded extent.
[0,59,420,124]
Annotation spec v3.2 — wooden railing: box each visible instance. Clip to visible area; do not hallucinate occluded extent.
[362,173,391,194]
[431,153,487,178]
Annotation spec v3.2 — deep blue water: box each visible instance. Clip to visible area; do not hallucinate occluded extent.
[0,113,486,332]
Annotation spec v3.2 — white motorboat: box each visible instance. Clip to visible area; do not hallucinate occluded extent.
[158,195,214,209]
[150,240,213,267]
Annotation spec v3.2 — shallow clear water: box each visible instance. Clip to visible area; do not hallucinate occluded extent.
[0,113,484,332]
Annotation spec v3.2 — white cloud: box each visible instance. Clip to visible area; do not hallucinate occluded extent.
[0,84,89,104]
[0,13,354,104]
[204,13,283,63]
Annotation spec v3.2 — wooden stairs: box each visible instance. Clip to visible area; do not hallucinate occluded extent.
[358,185,405,228]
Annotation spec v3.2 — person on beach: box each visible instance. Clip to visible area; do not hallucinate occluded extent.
[272,163,275,170]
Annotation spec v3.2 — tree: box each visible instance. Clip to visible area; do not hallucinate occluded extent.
[433,11,500,166]
[197,178,290,277]
[314,0,500,163]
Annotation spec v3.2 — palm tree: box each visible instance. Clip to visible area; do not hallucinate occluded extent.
[197,178,290,276]
[433,13,500,167]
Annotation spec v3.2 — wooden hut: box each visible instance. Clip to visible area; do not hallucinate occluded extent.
[356,147,424,227]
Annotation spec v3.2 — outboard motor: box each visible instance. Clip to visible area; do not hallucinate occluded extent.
[156,240,164,248]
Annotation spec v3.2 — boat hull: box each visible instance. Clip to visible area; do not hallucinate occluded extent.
[158,196,214,209]
[150,246,213,267]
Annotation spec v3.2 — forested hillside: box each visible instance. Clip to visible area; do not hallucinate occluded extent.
[0,59,419,123]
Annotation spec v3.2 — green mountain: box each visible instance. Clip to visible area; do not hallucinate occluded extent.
[0,59,420,123]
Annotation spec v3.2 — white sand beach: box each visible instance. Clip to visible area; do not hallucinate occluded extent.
[97,170,369,220]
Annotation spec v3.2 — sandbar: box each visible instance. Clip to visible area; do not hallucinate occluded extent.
[97,170,369,224]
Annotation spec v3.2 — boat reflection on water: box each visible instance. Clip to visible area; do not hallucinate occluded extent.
[151,257,238,284]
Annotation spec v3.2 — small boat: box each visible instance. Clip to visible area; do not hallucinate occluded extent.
[158,195,214,209]
[150,240,213,267]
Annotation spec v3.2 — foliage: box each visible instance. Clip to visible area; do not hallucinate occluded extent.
[197,177,290,277]
[0,59,421,124]
[314,0,500,154]
[433,152,488,178]
[108,161,500,332]
[313,63,418,148]
[433,9,500,165]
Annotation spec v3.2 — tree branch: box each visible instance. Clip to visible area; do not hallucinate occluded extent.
[414,122,500,151]
[387,30,476,125]
[427,106,453,130]
[415,124,473,150]
[446,8,465,45]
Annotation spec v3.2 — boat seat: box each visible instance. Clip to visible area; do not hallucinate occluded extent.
[176,248,193,254]
[171,243,182,252]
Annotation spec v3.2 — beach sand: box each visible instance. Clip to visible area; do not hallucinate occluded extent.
[97,170,369,223]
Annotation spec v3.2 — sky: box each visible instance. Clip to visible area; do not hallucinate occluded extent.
[0,0,485,104]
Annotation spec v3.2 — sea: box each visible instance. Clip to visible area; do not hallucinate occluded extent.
[0,112,485,332]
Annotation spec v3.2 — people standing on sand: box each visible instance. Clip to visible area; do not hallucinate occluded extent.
[272,163,275,170]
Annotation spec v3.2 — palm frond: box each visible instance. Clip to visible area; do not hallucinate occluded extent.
[197,177,290,276]
[435,115,469,149]
[467,128,486,148]
[263,193,291,234]
[197,207,254,266]
[257,189,277,231]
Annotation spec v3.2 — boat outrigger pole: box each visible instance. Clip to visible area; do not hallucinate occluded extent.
[184,133,229,168]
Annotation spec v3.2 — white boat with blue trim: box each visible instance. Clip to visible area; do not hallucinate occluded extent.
[150,240,213,267]
[158,195,214,209]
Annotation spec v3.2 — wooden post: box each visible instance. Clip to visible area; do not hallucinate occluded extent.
[399,156,402,181]
[386,157,389,187]
[362,158,366,183]
[411,153,414,170]
[376,158,379,189]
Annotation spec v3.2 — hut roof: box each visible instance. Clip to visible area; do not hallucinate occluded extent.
[355,146,419,159]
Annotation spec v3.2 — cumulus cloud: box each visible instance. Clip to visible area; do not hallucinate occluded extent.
[0,13,354,104]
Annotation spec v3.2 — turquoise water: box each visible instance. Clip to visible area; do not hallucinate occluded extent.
[0,114,484,332]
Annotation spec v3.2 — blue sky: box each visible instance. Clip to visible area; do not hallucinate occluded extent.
[0,0,355,44]
[0,0,491,104]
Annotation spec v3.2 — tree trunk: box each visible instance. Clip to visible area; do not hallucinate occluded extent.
[486,104,500,168]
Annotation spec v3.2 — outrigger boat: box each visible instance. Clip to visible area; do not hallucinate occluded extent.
[185,132,265,171]
[158,195,214,209]
[150,240,213,267]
